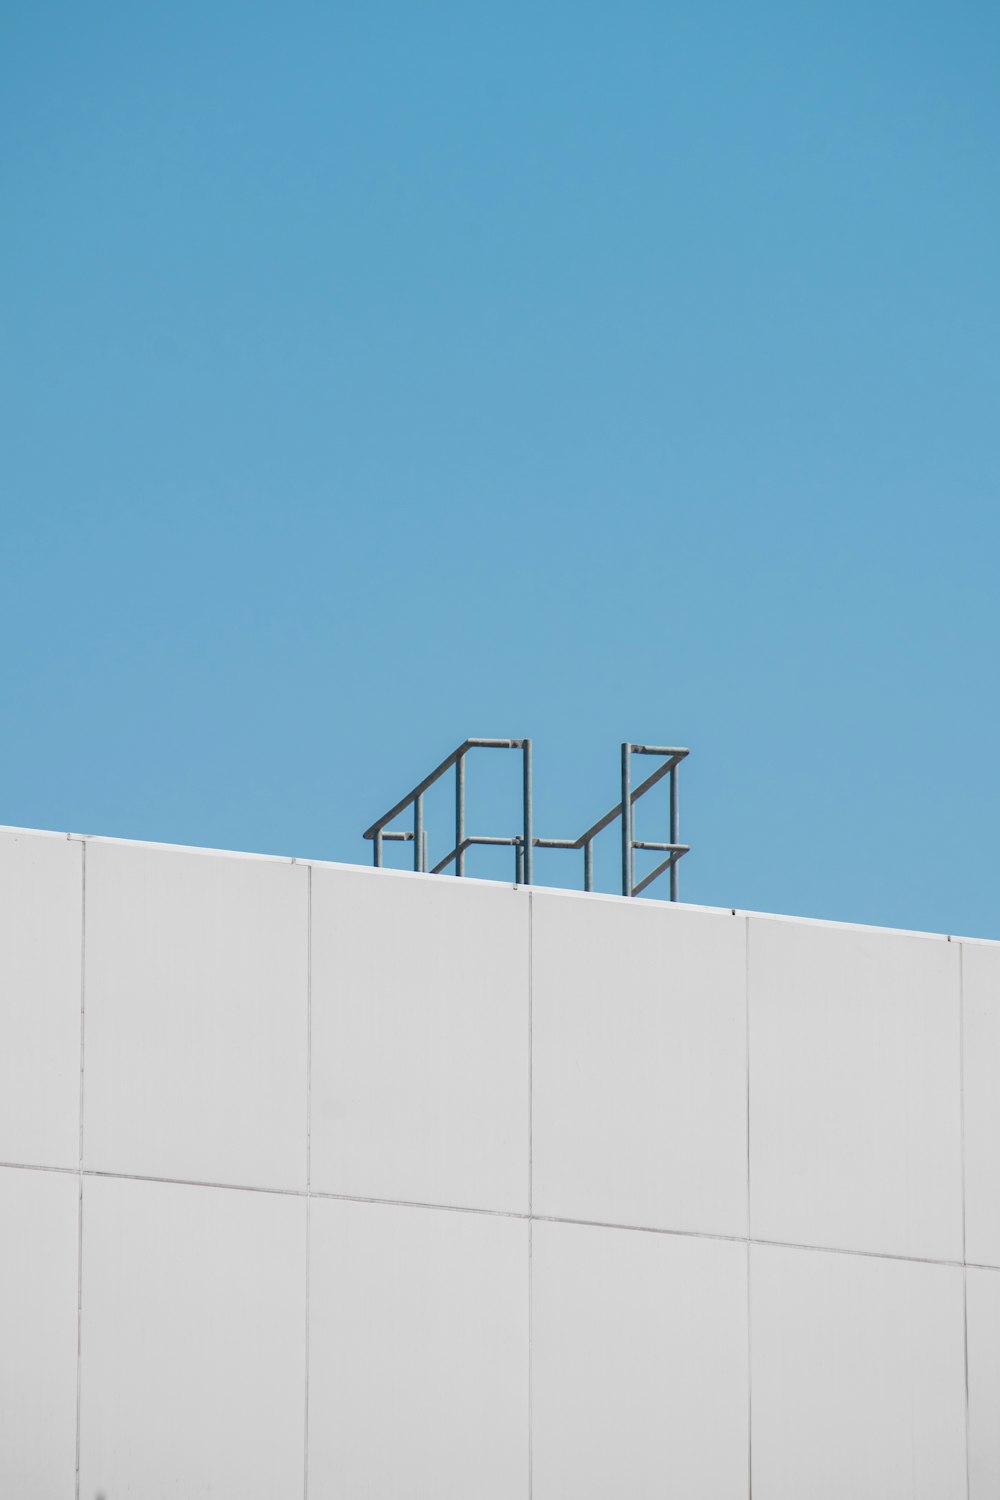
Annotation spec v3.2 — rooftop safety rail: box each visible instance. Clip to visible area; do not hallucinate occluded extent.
[363,738,690,900]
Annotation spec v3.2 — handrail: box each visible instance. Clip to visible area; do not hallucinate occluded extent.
[362,738,688,898]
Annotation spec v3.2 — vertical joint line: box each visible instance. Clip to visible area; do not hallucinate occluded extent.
[958,943,967,1265]
[528,891,533,1216]
[75,839,87,1500]
[959,942,970,1500]
[528,1217,534,1499]
[303,1194,312,1500]
[303,862,313,1500]
[746,1239,753,1499]
[306,864,313,1192]
[744,915,753,1495]
[527,890,534,1496]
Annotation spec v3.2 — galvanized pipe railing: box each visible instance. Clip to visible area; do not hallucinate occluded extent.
[363,738,688,898]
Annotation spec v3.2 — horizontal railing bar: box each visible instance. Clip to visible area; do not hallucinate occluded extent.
[464,739,527,749]
[628,745,690,758]
[380,831,413,842]
[633,841,690,853]
[364,738,526,839]
[532,838,578,849]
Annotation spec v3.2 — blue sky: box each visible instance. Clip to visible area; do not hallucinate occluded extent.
[2,1,998,935]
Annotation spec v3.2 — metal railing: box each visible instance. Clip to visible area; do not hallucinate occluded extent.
[363,738,689,899]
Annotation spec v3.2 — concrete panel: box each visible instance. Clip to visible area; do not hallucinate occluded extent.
[311,868,530,1212]
[749,917,962,1260]
[0,1167,79,1499]
[308,1197,529,1498]
[0,830,81,1169]
[78,1174,306,1499]
[531,1219,749,1499]
[532,894,747,1236]
[83,842,308,1190]
[750,1243,967,1500]
[963,941,1000,1267]
[968,1266,1000,1499]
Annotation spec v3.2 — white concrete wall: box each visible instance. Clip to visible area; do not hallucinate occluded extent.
[0,822,997,1499]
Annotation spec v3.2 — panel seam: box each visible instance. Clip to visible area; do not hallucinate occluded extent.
[74,839,86,1500]
[745,916,753,1500]
[528,891,534,1500]
[0,1150,982,1270]
[303,864,312,1500]
[959,943,970,1500]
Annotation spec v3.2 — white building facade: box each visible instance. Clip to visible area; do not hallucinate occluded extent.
[1,823,998,1497]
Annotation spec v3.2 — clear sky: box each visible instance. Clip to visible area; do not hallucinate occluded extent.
[2,1,998,936]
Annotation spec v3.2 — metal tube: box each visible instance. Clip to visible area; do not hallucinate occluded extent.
[670,764,679,901]
[413,794,423,873]
[633,855,673,896]
[431,840,464,876]
[584,840,594,893]
[455,753,466,877]
[515,838,525,885]
[422,830,428,874]
[522,739,533,885]
[374,830,383,868]
[621,742,632,896]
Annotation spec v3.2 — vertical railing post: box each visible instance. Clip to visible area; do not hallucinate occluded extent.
[374,829,383,867]
[421,829,428,874]
[455,752,466,876]
[621,742,633,896]
[584,839,594,893]
[414,794,424,873]
[521,739,533,885]
[669,760,679,902]
[515,838,525,884]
